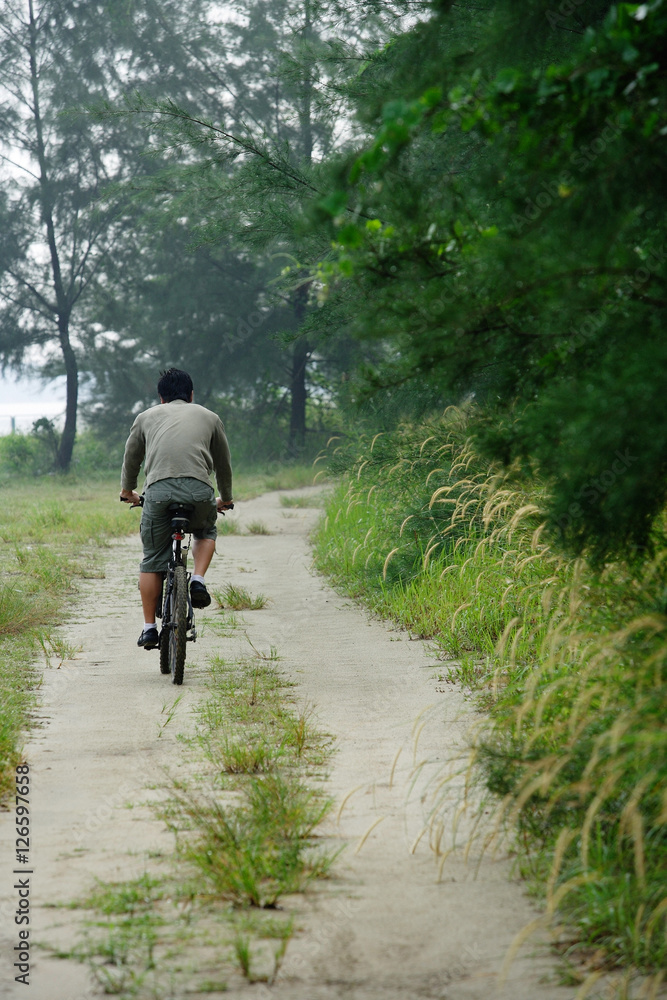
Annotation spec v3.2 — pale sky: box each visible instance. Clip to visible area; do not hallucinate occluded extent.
[0,373,67,434]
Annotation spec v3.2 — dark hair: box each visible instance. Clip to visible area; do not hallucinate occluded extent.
[157,368,193,403]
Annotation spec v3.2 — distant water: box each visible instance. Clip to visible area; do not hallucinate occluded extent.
[0,375,66,434]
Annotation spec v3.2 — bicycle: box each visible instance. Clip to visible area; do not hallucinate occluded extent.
[158,501,195,685]
[122,495,232,685]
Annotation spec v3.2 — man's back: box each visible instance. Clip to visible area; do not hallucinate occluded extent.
[121,399,232,501]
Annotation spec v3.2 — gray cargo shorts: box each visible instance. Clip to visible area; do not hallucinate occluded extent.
[139,477,217,573]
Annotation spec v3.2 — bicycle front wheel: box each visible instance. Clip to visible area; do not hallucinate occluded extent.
[170,564,187,685]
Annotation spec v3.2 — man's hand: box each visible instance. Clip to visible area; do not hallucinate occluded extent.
[216,497,234,513]
[120,488,143,507]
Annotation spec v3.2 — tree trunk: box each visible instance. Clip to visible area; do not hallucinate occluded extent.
[29,0,77,472]
[56,318,79,471]
[288,333,309,457]
[287,1,314,459]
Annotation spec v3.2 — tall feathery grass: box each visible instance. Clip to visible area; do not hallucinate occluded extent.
[313,408,667,980]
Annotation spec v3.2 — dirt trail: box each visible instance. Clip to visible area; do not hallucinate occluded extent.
[0,488,571,1000]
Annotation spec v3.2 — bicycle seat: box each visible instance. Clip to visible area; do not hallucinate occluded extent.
[167,502,195,530]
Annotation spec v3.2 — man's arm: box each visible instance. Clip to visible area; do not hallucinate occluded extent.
[211,418,233,504]
[120,417,146,496]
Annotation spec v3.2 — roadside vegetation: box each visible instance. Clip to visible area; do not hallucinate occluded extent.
[0,477,134,800]
[0,457,317,799]
[313,409,667,989]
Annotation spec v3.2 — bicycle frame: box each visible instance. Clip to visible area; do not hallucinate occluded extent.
[122,492,233,683]
[160,505,197,651]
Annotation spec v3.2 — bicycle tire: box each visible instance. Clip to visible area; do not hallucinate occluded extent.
[159,618,171,675]
[170,564,187,685]
[158,577,171,674]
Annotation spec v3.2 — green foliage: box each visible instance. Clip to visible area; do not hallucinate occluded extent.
[314,412,667,975]
[0,431,54,478]
[312,0,667,564]
[0,424,124,479]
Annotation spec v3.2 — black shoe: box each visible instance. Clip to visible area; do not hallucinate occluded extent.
[137,627,160,650]
[190,581,211,609]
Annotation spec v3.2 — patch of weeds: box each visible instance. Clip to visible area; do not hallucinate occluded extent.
[76,873,164,915]
[173,655,336,908]
[217,519,240,536]
[280,705,329,763]
[41,635,82,663]
[279,494,324,508]
[231,918,291,984]
[68,638,335,996]
[208,611,242,638]
[233,933,252,979]
[214,735,275,774]
[214,584,268,611]
[246,521,271,535]
[175,772,333,907]
[443,656,489,690]
[157,695,182,738]
[68,874,166,995]
[248,641,281,661]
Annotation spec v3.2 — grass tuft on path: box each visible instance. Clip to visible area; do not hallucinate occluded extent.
[67,649,335,995]
[214,583,268,611]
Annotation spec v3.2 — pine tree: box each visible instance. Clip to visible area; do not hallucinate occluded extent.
[312,0,667,562]
[0,0,236,469]
[104,0,412,456]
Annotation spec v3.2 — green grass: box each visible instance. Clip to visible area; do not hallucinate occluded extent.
[176,653,335,908]
[279,493,325,508]
[233,464,322,500]
[312,411,667,986]
[246,520,271,535]
[0,461,321,799]
[217,517,240,535]
[65,651,333,995]
[0,475,137,799]
[214,584,268,611]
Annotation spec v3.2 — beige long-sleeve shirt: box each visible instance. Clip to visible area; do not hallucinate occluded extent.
[120,400,233,502]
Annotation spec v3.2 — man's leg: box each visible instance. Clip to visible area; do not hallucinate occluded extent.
[139,571,163,623]
[190,537,216,608]
[192,537,216,578]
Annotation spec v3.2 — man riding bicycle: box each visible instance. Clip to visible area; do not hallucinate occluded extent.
[119,368,234,650]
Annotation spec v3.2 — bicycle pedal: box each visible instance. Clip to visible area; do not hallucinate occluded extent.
[186,631,197,643]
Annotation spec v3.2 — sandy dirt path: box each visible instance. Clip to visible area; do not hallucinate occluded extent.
[0,487,571,1000]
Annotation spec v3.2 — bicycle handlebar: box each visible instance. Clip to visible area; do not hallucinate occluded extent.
[120,495,234,513]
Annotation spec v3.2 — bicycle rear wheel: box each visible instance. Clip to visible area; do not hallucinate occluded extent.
[169,564,187,685]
